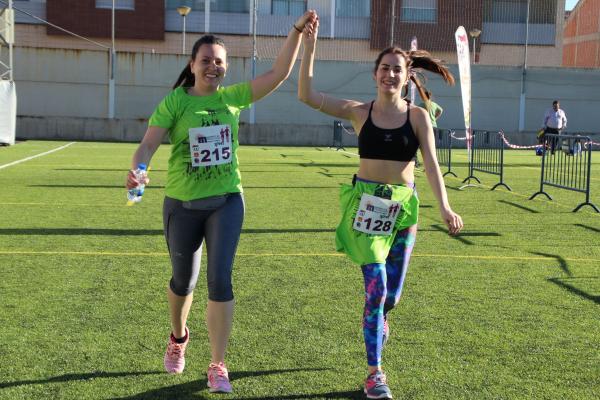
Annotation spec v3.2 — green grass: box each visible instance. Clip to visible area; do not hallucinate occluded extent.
[0,141,599,400]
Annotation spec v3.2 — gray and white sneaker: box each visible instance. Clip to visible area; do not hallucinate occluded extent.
[364,370,393,399]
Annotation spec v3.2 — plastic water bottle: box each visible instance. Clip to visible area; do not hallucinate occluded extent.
[127,163,147,205]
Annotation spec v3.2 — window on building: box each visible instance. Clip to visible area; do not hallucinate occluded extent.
[165,0,249,13]
[272,0,306,16]
[483,0,556,24]
[212,0,249,13]
[165,0,203,10]
[96,0,135,10]
[484,0,527,23]
[400,0,437,23]
[336,0,370,17]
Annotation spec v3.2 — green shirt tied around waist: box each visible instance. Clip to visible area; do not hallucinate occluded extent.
[335,179,419,266]
[148,82,253,201]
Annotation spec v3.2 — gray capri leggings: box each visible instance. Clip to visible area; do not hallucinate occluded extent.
[162,193,245,301]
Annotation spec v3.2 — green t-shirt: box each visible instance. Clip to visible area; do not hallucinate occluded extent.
[149,82,253,201]
[418,100,443,128]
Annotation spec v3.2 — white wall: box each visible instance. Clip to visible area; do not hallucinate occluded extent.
[8,47,600,136]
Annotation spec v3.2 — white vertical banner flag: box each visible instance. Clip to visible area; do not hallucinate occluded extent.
[454,26,471,150]
[409,36,417,104]
[0,81,17,146]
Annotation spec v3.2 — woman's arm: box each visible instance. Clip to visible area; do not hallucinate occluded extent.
[126,126,168,189]
[297,18,361,121]
[250,10,317,103]
[413,107,463,235]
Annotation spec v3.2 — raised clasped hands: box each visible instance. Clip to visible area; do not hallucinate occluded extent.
[297,10,319,46]
[295,9,318,32]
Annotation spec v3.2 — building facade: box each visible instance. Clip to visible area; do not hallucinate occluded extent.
[9,0,565,66]
[563,0,600,68]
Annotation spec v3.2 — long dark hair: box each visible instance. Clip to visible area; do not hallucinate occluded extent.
[173,35,227,89]
[373,47,454,102]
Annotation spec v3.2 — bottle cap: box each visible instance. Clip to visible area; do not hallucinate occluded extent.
[137,163,147,171]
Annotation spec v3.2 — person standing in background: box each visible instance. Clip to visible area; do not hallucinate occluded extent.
[418,90,443,128]
[541,100,567,154]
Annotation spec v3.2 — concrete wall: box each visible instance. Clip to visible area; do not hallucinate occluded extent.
[6,47,600,145]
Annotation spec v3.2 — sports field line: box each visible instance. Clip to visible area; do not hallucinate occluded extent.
[1,250,599,263]
[0,142,76,170]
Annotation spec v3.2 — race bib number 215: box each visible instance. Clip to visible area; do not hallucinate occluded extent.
[189,124,232,167]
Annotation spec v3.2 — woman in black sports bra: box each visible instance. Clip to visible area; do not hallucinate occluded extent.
[298,18,463,400]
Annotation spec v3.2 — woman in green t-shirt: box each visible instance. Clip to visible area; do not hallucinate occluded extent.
[126,11,317,393]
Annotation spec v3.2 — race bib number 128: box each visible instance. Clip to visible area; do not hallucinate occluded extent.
[353,193,402,236]
[189,124,232,167]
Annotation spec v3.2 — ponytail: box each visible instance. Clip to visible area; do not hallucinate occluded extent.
[407,50,454,85]
[173,64,195,89]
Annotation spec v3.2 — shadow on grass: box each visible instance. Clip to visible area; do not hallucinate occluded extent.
[112,368,332,400]
[530,251,572,277]
[318,172,349,178]
[299,163,357,168]
[245,186,340,189]
[547,277,600,305]
[30,184,166,189]
[244,228,334,234]
[0,228,164,236]
[574,223,600,234]
[280,154,307,158]
[30,185,340,189]
[234,389,364,400]
[0,228,335,236]
[0,370,162,389]
[54,168,167,172]
[498,199,539,213]
[429,225,501,245]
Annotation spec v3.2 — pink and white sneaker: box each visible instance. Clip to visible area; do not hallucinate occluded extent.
[163,327,189,374]
[207,362,233,393]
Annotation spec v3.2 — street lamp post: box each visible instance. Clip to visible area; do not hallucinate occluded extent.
[469,28,481,64]
[518,0,531,132]
[177,6,192,55]
[109,0,115,119]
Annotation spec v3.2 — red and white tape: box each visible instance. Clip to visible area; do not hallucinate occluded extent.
[450,131,468,141]
[498,131,541,149]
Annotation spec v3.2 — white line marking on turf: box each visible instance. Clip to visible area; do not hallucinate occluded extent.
[1,250,599,263]
[0,142,76,170]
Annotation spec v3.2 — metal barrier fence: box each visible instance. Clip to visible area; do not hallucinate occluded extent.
[529,134,599,212]
[434,128,456,177]
[462,130,511,190]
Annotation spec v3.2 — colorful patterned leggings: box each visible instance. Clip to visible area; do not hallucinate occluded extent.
[361,224,417,367]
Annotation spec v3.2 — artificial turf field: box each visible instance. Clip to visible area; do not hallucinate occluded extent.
[0,140,599,400]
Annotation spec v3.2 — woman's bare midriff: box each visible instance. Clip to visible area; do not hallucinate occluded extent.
[357,158,415,185]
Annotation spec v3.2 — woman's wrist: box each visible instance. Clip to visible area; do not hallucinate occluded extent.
[293,24,302,33]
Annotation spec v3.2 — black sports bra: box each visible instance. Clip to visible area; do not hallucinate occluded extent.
[358,101,420,162]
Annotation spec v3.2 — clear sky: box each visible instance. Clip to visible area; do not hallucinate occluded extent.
[565,0,579,10]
